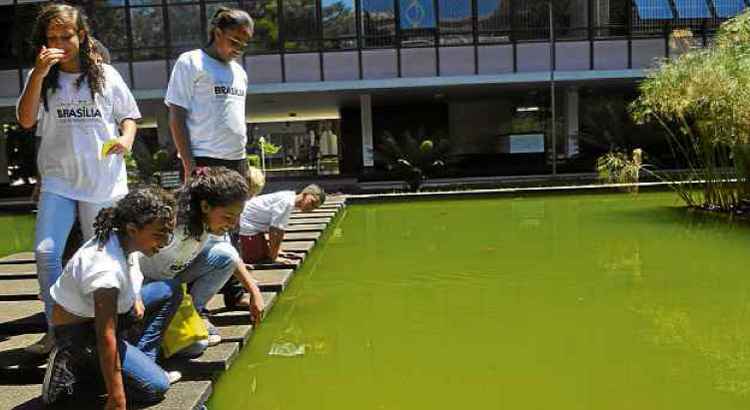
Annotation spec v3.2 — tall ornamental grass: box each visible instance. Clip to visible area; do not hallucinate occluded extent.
[631,10,750,211]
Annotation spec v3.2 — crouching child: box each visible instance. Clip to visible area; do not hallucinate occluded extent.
[43,187,182,409]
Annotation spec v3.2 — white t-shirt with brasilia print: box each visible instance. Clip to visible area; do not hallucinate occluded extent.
[164,49,248,161]
[20,65,141,203]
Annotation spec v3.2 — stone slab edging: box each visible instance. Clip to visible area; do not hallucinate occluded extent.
[344,180,692,204]
[0,196,347,409]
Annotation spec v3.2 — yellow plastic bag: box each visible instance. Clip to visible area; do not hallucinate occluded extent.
[161,284,209,358]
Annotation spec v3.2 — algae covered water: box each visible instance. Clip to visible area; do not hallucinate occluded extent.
[211,192,750,409]
[0,214,34,259]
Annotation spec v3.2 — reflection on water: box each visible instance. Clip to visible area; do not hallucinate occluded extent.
[210,192,750,410]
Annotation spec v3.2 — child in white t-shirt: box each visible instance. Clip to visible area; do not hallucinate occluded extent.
[16,4,141,355]
[222,185,326,308]
[43,187,181,408]
[137,167,265,357]
[165,7,253,180]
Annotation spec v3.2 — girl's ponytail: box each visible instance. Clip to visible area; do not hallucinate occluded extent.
[93,207,117,246]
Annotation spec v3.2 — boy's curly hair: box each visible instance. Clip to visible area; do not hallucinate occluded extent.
[93,186,176,247]
[176,167,249,239]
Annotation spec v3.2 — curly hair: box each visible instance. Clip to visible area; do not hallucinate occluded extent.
[31,4,105,111]
[177,167,249,239]
[93,187,176,247]
[207,6,254,46]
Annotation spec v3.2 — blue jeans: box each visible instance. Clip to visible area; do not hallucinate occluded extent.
[176,239,238,313]
[36,191,115,326]
[53,279,182,403]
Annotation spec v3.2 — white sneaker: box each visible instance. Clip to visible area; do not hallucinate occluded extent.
[165,370,182,385]
[24,331,55,355]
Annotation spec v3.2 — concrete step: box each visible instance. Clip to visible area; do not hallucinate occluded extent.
[285,223,327,232]
[276,231,321,242]
[253,269,294,293]
[280,241,315,253]
[290,211,336,219]
[0,278,39,301]
[0,380,212,410]
[287,217,331,225]
[0,300,46,335]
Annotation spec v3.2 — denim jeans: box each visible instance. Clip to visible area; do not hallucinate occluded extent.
[52,279,182,403]
[36,191,115,326]
[176,239,238,313]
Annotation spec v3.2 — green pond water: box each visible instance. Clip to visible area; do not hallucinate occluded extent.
[208,191,750,409]
[0,213,35,259]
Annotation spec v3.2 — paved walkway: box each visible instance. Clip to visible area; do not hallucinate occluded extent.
[0,197,347,409]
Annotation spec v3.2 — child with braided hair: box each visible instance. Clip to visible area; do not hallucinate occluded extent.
[137,167,264,357]
[43,187,182,408]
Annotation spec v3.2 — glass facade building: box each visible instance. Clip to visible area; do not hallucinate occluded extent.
[0,0,747,184]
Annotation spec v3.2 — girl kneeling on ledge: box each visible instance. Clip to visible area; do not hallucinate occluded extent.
[43,187,182,409]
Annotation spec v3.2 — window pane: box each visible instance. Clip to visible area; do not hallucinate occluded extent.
[283,0,318,51]
[674,0,712,18]
[713,0,746,17]
[169,5,202,47]
[322,0,356,49]
[633,0,674,19]
[593,0,628,37]
[93,7,128,51]
[399,0,435,46]
[476,0,510,43]
[245,0,279,52]
[131,7,166,48]
[513,0,549,41]
[438,0,471,32]
[13,4,41,66]
[362,0,396,47]
[132,0,164,5]
[94,0,126,6]
[554,0,589,39]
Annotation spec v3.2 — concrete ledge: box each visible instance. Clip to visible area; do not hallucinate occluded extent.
[277,231,321,242]
[0,301,45,335]
[165,342,240,378]
[346,180,678,203]
[0,264,37,275]
[285,224,327,232]
[287,217,331,225]
[280,241,315,253]
[253,269,294,292]
[0,381,212,410]
[0,279,39,301]
[290,212,336,219]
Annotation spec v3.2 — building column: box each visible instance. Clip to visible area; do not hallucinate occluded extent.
[565,87,580,158]
[360,94,374,170]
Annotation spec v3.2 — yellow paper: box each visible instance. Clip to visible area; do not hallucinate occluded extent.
[101,139,118,158]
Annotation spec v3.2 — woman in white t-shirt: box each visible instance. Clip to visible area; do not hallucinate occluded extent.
[43,187,181,408]
[137,167,265,356]
[165,7,253,180]
[16,4,141,355]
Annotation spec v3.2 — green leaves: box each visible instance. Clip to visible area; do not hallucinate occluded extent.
[630,9,750,210]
